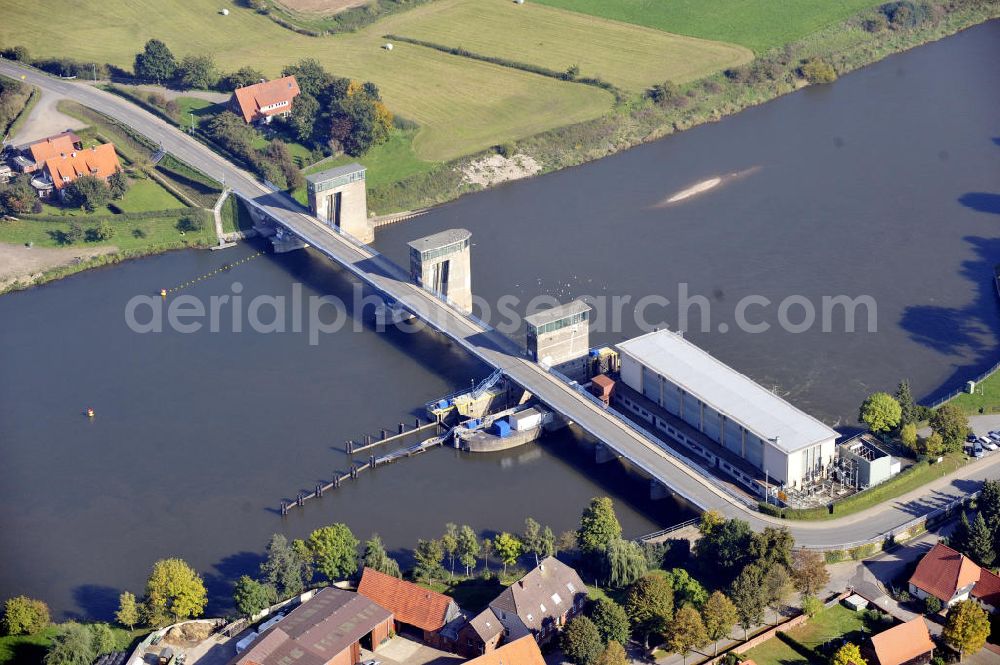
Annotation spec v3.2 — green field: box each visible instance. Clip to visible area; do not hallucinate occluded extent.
[377,0,751,92]
[949,370,1000,415]
[534,0,884,52]
[745,604,869,665]
[0,212,215,250]
[293,129,436,207]
[0,0,614,162]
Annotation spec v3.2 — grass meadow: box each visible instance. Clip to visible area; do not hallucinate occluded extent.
[0,0,615,161]
[376,0,752,92]
[533,0,885,52]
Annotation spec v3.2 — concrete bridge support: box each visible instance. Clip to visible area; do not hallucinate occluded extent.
[246,203,308,253]
[595,443,621,464]
[650,479,671,501]
[407,229,473,313]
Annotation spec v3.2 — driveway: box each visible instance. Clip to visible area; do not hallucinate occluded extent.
[9,88,85,143]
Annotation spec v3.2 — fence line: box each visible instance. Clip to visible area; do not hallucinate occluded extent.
[925,360,1000,409]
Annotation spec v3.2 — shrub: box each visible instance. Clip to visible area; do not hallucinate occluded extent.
[176,215,205,233]
[495,143,516,159]
[863,12,890,32]
[801,59,838,84]
[849,543,878,560]
[2,46,30,62]
[924,595,942,614]
[758,502,784,518]
[824,550,846,564]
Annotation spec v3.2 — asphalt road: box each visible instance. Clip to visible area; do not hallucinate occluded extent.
[4,59,999,548]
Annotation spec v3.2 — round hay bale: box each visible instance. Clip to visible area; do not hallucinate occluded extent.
[384,43,394,51]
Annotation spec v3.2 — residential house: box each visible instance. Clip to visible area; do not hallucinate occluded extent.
[459,557,586,656]
[908,543,981,607]
[357,567,463,650]
[12,131,82,173]
[869,617,935,665]
[972,567,1000,613]
[35,143,122,200]
[462,635,546,665]
[230,75,300,124]
[229,587,393,665]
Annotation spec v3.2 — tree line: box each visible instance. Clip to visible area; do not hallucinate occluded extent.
[859,379,970,457]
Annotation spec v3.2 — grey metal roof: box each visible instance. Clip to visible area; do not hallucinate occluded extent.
[407,228,471,253]
[525,299,591,328]
[304,162,365,184]
[617,330,839,454]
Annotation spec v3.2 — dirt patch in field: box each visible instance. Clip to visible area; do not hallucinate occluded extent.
[162,621,215,647]
[0,242,118,291]
[275,0,370,15]
[462,153,542,188]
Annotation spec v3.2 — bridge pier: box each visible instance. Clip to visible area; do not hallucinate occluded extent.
[246,203,308,253]
[595,443,621,464]
[650,479,671,501]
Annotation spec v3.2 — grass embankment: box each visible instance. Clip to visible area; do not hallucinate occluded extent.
[949,370,1000,415]
[0,0,615,162]
[744,604,868,665]
[219,195,256,235]
[775,453,966,521]
[535,0,885,52]
[376,0,752,93]
[0,75,39,139]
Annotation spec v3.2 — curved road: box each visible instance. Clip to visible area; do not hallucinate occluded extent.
[4,60,997,549]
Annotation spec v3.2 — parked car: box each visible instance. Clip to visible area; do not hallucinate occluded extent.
[359,660,382,665]
[983,440,998,452]
[973,444,985,458]
[988,431,1000,442]
[968,433,979,443]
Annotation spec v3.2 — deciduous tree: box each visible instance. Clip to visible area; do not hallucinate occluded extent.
[578,497,622,554]
[695,518,753,583]
[144,557,207,627]
[307,524,359,582]
[729,565,766,639]
[831,642,866,665]
[900,422,918,451]
[362,534,401,578]
[64,174,110,212]
[764,565,793,624]
[664,568,708,608]
[701,591,738,656]
[2,595,50,635]
[625,574,674,649]
[233,576,276,618]
[115,591,140,630]
[134,39,176,84]
[43,622,95,665]
[457,525,481,577]
[606,538,648,589]
[590,597,630,646]
[175,55,217,90]
[791,549,829,596]
[494,532,522,575]
[522,517,544,566]
[441,523,458,578]
[562,615,604,665]
[942,599,990,659]
[412,539,446,582]
[750,527,794,571]
[667,604,707,665]
[596,641,627,665]
[859,392,901,434]
[930,404,969,451]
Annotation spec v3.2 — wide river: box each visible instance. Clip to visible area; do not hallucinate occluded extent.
[1,21,998,620]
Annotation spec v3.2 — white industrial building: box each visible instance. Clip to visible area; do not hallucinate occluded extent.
[616,330,839,489]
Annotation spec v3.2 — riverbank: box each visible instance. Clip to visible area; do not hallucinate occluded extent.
[366,3,1000,213]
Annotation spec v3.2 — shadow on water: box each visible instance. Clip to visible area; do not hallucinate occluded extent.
[68,584,121,622]
[959,192,1000,215]
[900,235,1000,404]
[203,551,268,618]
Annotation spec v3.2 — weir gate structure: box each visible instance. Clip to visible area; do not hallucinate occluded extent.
[229,183,754,515]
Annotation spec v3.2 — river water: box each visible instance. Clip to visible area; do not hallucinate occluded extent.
[1,21,998,620]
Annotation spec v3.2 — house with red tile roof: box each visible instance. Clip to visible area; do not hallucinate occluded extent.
[463,635,546,665]
[973,567,1000,612]
[230,76,300,124]
[869,617,935,665]
[357,567,463,650]
[12,131,83,173]
[43,143,121,193]
[908,543,981,607]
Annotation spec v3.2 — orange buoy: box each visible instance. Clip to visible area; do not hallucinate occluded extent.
[160,289,167,297]
[86,408,95,418]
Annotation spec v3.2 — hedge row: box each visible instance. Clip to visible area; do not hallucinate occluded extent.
[382,34,623,102]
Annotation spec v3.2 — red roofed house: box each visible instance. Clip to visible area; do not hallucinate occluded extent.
[463,635,546,665]
[45,143,121,190]
[973,567,1000,613]
[13,131,83,173]
[230,75,300,124]
[908,543,981,608]
[869,616,935,665]
[357,567,463,650]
